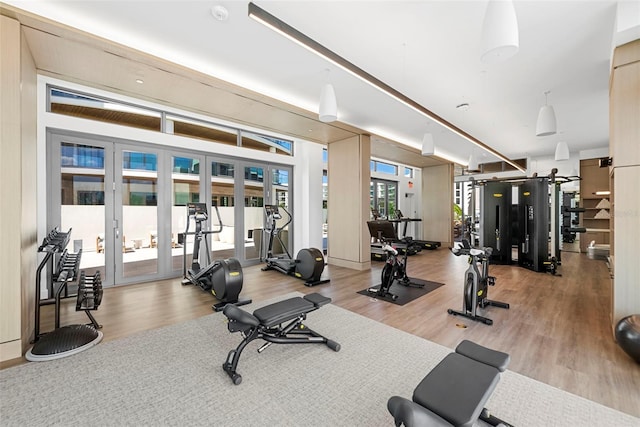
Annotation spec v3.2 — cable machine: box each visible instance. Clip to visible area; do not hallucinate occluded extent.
[479,181,513,265]
[472,170,580,275]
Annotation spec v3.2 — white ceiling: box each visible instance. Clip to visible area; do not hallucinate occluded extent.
[3,0,634,168]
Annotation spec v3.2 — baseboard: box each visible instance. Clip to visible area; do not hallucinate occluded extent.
[0,339,22,362]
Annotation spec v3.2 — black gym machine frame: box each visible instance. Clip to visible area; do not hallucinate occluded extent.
[366,220,424,300]
[180,203,251,312]
[261,204,329,287]
[471,169,580,275]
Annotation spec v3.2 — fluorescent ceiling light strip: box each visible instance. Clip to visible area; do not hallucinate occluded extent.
[248,2,525,173]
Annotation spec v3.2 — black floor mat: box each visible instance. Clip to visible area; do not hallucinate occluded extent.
[357,278,445,306]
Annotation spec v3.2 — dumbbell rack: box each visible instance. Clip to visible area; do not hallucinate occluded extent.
[26,227,103,362]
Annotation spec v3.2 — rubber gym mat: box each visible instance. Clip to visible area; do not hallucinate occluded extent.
[357,279,445,306]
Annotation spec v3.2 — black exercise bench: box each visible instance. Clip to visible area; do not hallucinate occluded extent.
[222,293,340,385]
[388,340,512,427]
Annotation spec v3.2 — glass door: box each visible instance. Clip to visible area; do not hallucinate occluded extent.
[270,166,292,256]
[171,154,204,273]
[243,164,266,261]
[371,178,398,219]
[51,134,113,285]
[50,133,171,286]
[115,146,160,282]
[209,159,236,261]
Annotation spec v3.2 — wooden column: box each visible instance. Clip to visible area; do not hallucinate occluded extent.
[0,16,23,361]
[326,134,371,270]
[610,39,640,328]
[0,16,38,362]
[421,164,454,248]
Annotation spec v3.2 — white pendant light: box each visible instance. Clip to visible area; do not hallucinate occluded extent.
[319,83,337,123]
[468,153,480,171]
[481,0,519,64]
[421,133,435,156]
[554,141,570,161]
[536,91,557,136]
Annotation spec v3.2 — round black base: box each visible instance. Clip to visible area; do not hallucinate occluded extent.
[26,324,103,362]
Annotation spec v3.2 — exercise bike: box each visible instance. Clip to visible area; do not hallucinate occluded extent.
[448,239,509,325]
[367,237,425,301]
[180,203,251,312]
[261,204,329,287]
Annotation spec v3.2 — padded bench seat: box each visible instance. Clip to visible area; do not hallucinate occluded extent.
[254,293,331,327]
[222,292,339,385]
[388,340,511,427]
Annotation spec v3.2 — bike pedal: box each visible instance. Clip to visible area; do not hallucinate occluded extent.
[487,276,496,286]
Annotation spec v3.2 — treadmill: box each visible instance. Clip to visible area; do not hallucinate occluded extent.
[394,210,441,250]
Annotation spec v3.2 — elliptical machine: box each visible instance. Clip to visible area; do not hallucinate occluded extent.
[261,204,329,287]
[181,203,251,312]
[448,239,509,325]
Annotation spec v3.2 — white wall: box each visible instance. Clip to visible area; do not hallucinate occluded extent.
[293,140,325,253]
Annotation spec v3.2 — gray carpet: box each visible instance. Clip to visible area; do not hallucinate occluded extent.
[1,292,638,426]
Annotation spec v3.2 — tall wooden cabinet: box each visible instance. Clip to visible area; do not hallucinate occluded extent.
[609,39,640,329]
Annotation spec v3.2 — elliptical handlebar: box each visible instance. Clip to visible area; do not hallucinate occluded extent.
[264,204,291,235]
[183,203,224,236]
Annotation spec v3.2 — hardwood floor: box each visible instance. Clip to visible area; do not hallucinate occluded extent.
[4,249,640,418]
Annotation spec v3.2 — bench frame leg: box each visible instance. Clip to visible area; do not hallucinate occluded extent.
[222,313,339,385]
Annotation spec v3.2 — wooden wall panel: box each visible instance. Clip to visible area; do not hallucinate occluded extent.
[0,16,23,361]
[20,28,39,354]
[421,164,453,247]
[327,134,371,270]
[610,39,640,328]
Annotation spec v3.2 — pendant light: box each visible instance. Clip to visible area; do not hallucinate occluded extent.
[468,153,480,172]
[481,0,519,64]
[554,141,569,161]
[319,83,337,123]
[421,133,435,156]
[536,91,557,136]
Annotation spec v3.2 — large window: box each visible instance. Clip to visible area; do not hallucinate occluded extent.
[50,88,162,131]
[371,160,398,176]
[48,86,294,157]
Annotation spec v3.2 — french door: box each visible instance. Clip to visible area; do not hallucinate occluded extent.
[370,178,398,219]
[49,133,164,286]
[48,131,294,287]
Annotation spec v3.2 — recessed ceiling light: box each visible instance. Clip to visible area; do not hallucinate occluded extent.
[456,103,470,111]
[211,5,229,21]
[135,79,144,84]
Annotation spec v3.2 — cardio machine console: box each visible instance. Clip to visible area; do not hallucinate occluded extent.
[264,204,282,220]
[187,202,208,220]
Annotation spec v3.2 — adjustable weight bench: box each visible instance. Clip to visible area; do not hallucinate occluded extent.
[222,292,340,385]
[388,340,512,427]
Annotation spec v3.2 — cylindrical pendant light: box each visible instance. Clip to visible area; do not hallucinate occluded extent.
[319,83,337,123]
[468,153,479,171]
[554,141,570,161]
[421,133,435,156]
[481,0,519,64]
[536,91,557,136]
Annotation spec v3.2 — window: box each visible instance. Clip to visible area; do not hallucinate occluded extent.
[241,131,292,155]
[48,86,294,156]
[404,167,413,178]
[167,115,238,146]
[371,160,398,176]
[49,88,161,131]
